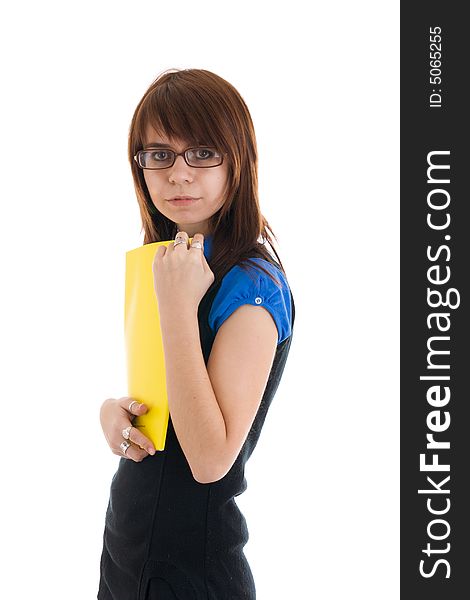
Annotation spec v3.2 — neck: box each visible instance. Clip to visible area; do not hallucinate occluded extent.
[176,223,211,237]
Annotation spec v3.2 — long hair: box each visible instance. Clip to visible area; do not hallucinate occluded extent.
[128,68,285,287]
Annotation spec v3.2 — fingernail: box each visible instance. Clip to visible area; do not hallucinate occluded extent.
[148,447,155,455]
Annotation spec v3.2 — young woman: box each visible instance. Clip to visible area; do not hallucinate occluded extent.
[98,68,295,600]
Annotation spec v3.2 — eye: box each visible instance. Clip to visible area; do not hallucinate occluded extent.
[197,148,217,159]
[152,150,172,161]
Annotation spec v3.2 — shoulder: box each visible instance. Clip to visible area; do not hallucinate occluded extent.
[208,257,293,345]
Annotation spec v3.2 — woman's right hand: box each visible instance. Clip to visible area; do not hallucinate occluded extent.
[99,396,156,462]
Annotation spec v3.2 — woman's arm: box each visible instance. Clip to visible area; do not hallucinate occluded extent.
[159,303,278,484]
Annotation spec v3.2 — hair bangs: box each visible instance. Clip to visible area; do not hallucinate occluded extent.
[135,83,227,153]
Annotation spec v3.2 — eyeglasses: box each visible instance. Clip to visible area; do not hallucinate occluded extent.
[134,146,225,170]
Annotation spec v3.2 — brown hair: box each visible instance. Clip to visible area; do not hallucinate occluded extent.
[127,68,286,287]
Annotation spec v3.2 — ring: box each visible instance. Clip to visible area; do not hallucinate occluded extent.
[173,237,187,247]
[128,400,139,412]
[122,425,132,440]
[190,241,203,250]
[120,440,131,454]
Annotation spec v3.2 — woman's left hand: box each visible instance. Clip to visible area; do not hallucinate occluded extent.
[152,231,215,315]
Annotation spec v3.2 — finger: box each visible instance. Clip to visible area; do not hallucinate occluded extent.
[173,230,189,250]
[190,233,204,252]
[154,244,167,261]
[114,441,148,462]
[120,397,148,417]
[126,425,156,455]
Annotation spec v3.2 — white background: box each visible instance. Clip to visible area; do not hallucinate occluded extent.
[0,1,399,598]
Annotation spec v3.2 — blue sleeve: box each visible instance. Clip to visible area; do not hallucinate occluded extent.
[208,258,292,344]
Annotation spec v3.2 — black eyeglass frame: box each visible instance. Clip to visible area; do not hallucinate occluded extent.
[133,146,227,170]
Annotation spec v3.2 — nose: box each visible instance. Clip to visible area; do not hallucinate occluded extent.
[168,154,194,183]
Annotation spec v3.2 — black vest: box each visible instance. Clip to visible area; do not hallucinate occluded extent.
[98,254,295,600]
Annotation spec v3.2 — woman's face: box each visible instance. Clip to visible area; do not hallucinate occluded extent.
[142,124,229,237]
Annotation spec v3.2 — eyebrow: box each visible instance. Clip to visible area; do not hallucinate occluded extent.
[143,142,173,149]
[143,141,208,149]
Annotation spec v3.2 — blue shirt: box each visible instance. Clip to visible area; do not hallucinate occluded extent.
[202,234,292,345]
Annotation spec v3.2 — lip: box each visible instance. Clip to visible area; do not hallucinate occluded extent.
[167,196,200,206]
[168,196,199,200]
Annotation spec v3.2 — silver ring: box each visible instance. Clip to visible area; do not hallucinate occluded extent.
[122,425,132,440]
[128,400,139,412]
[190,241,203,250]
[120,440,131,454]
[173,237,186,247]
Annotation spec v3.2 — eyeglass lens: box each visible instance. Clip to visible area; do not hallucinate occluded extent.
[138,147,222,169]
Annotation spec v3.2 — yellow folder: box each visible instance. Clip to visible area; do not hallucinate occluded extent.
[124,239,181,451]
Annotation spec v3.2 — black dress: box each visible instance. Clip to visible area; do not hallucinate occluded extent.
[97,253,295,600]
